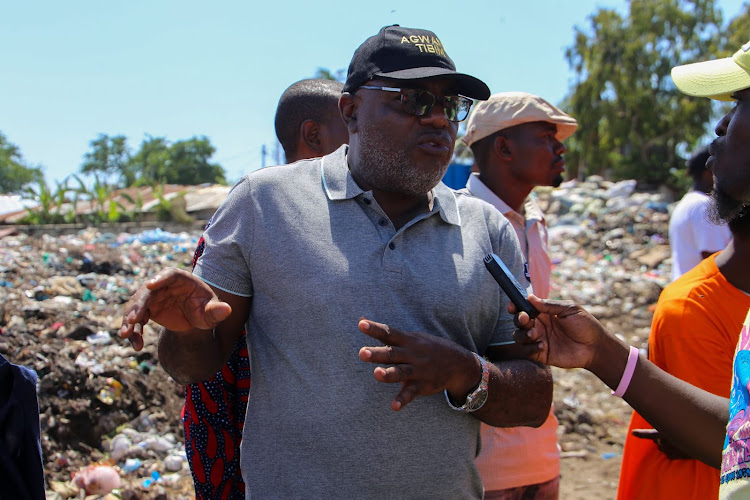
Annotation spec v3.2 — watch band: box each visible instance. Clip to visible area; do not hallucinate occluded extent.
[445,352,489,413]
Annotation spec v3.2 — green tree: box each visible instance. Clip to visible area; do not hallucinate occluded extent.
[164,136,226,185]
[126,135,226,186]
[0,132,43,193]
[128,135,171,186]
[563,0,724,186]
[80,134,132,186]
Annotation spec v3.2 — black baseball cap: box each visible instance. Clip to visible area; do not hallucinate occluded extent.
[343,25,491,100]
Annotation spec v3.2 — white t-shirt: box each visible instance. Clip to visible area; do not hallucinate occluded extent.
[669,190,731,281]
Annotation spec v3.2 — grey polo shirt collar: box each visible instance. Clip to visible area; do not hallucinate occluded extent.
[321,145,461,226]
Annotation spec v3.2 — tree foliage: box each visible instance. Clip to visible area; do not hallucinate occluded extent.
[128,135,171,186]
[0,132,43,194]
[562,0,725,187]
[80,134,226,187]
[80,134,131,185]
[164,137,225,185]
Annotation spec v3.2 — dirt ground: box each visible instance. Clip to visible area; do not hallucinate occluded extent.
[556,367,630,500]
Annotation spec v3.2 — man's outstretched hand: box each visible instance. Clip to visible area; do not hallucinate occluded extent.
[119,268,231,350]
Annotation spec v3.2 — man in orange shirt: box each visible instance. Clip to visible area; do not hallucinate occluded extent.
[616,194,750,498]
[462,91,578,499]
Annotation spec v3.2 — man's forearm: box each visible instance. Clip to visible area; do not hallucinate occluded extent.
[474,359,553,428]
[589,333,728,469]
[630,360,728,468]
[157,327,229,385]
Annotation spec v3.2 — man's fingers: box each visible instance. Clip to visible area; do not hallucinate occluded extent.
[126,306,150,327]
[205,300,232,326]
[145,268,189,290]
[129,332,144,351]
[505,336,545,358]
[372,364,413,383]
[119,322,144,351]
[358,345,401,364]
[393,383,419,411]
[358,318,402,346]
[513,328,534,344]
[120,283,155,333]
[527,295,578,316]
[514,311,532,329]
[120,307,147,336]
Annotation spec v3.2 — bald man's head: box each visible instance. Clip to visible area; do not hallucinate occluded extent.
[274,79,348,162]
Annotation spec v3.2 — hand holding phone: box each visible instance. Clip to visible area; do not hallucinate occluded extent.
[483,253,539,319]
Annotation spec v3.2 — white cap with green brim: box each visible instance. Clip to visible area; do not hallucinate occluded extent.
[671,41,750,101]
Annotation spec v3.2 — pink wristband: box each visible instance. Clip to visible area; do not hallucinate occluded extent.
[612,346,639,398]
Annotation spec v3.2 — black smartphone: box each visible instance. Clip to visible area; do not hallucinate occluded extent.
[483,253,539,319]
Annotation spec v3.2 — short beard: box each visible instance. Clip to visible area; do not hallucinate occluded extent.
[354,121,450,196]
[552,174,564,188]
[708,186,750,225]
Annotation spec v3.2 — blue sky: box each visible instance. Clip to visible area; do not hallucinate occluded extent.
[1,0,746,186]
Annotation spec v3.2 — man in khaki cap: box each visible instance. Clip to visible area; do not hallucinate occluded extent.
[461,91,577,499]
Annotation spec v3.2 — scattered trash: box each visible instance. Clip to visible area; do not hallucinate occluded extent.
[142,470,162,488]
[71,465,121,495]
[110,434,132,462]
[0,227,198,498]
[86,330,112,345]
[163,453,184,472]
[122,458,142,473]
[96,377,123,405]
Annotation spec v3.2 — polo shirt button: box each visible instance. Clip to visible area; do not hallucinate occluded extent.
[363,198,372,205]
[378,218,387,226]
[388,242,395,250]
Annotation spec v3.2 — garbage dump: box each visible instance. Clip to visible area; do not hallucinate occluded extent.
[1,228,198,499]
[0,177,677,499]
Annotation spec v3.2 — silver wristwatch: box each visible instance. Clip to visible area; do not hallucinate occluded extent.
[445,352,489,413]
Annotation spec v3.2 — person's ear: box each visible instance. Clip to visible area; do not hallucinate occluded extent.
[339,92,359,133]
[493,135,512,159]
[300,119,322,152]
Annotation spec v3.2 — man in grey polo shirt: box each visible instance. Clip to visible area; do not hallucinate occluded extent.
[121,25,553,499]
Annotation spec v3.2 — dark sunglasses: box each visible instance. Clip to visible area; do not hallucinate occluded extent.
[358,85,474,122]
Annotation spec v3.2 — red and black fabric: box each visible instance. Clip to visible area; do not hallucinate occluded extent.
[183,229,251,499]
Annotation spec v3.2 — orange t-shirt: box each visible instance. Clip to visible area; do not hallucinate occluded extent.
[617,254,750,500]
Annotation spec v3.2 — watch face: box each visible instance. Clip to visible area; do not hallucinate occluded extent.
[466,388,488,412]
